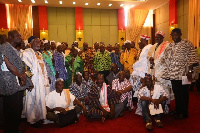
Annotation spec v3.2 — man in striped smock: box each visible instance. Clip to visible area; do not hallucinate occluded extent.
[161,28,199,119]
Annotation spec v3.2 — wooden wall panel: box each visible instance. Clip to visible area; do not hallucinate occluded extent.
[47,7,75,44]
[32,6,40,37]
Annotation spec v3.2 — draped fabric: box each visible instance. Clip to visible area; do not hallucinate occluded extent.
[6,4,33,40]
[135,26,152,49]
[188,0,200,48]
[126,9,149,42]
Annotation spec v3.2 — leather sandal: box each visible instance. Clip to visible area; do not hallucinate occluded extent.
[155,119,163,128]
[146,122,153,130]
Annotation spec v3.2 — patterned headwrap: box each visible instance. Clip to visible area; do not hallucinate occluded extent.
[140,35,150,40]
[155,31,165,38]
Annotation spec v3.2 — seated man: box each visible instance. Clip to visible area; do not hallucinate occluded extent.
[46,78,87,124]
[112,71,133,110]
[135,74,169,130]
[83,71,94,88]
[106,63,120,87]
[69,73,90,106]
[87,73,124,122]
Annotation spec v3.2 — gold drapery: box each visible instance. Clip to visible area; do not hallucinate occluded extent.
[6,4,33,40]
[135,26,151,49]
[188,0,200,48]
[126,8,149,42]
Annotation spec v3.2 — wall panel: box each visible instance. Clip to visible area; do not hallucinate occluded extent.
[155,0,189,41]
[47,7,75,44]
[83,8,118,47]
[92,9,101,25]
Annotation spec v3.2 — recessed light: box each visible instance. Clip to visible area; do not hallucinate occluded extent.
[109,4,112,6]
[131,5,135,7]
[59,1,62,4]
[97,3,100,6]
[85,3,89,6]
[120,4,124,7]
[73,2,76,4]
[31,0,35,3]
[18,0,22,2]
[45,0,48,4]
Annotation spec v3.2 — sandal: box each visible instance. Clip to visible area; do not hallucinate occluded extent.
[146,122,153,130]
[155,119,163,128]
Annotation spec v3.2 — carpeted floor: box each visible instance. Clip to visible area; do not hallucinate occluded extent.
[1,90,200,133]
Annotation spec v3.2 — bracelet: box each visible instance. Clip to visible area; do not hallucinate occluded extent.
[188,70,193,73]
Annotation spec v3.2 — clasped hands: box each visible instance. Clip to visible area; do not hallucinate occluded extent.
[149,98,161,109]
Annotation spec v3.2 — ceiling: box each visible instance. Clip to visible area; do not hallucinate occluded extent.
[0,0,169,10]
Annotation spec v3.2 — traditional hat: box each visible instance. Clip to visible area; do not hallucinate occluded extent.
[56,78,64,82]
[100,42,105,46]
[43,40,49,44]
[155,31,165,38]
[140,35,150,40]
[56,42,61,47]
[28,36,37,43]
[124,40,131,44]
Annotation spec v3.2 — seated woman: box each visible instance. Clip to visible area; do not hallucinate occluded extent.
[45,78,87,124]
[69,73,90,106]
[135,74,169,130]
[87,73,124,123]
[112,71,133,110]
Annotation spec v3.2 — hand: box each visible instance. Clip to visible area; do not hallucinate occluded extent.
[55,71,59,79]
[152,99,160,109]
[27,86,34,92]
[55,107,66,114]
[71,57,75,63]
[149,57,154,64]
[115,90,122,97]
[149,57,154,69]
[48,77,51,84]
[82,106,87,116]
[19,75,26,86]
[186,72,193,82]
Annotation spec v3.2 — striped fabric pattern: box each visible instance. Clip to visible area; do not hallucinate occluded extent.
[161,39,199,80]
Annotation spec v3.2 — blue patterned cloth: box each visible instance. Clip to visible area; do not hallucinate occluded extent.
[110,52,123,70]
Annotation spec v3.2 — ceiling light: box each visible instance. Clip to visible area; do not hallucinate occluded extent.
[97,3,100,6]
[31,0,35,3]
[59,1,62,4]
[85,3,89,6]
[18,0,22,2]
[109,4,112,7]
[45,0,48,4]
[120,4,124,7]
[131,5,135,7]
[73,2,76,4]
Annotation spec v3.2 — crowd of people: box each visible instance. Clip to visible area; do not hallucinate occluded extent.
[0,28,199,133]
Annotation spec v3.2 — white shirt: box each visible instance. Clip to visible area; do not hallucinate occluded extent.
[132,44,152,78]
[46,90,75,114]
